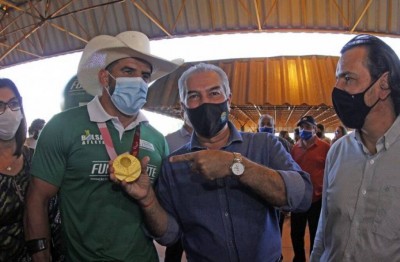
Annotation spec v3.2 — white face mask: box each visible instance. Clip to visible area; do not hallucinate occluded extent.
[0,108,23,140]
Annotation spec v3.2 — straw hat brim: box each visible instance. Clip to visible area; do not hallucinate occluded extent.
[77,32,183,96]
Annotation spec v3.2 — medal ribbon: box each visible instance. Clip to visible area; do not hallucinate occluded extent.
[97,122,141,160]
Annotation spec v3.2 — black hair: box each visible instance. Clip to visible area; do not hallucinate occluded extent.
[28,118,46,139]
[0,78,27,156]
[341,34,400,116]
[337,125,348,135]
[317,123,325,131]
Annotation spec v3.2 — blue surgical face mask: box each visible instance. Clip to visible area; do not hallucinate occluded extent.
[259,127,274,134]
[300,129,313,141]
[106,76,148,116]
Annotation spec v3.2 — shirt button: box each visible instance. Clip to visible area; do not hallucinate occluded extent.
[224,212,229,217]
[370,159,374,165]
[362,189,367,195]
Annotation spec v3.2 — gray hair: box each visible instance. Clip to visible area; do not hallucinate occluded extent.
[178,63,231,104]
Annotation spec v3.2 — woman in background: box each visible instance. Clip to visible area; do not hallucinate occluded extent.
[25,118,46,155]
[0,78,30,261]
[0,78,63,261]
[331,125,348,144]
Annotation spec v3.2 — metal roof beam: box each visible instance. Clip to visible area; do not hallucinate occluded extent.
[351,0,373,33]
[131,0,172,37]
[253,0,262,31]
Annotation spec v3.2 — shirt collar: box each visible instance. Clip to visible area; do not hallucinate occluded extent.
[179,126,192,138]
[190,121,242,150]
[87,96,148,136]
[380,115,400,151]
[354,115,400,154]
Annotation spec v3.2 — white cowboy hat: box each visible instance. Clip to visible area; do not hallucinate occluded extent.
[77,31,183,96]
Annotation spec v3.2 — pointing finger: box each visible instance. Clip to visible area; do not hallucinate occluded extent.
[169,152,194,163]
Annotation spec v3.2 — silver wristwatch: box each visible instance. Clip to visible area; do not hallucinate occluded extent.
[230,152,245,176]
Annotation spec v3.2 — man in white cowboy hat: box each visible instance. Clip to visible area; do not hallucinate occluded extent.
[24,31,182,261]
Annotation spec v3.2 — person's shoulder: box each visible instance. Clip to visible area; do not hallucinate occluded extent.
[323,137,332,144]
[44,106,90,132]
[316,137,330,147]
[165,129,179,139]
[51,105,88,121]
[142,122,164,138]
[291,140,302,150]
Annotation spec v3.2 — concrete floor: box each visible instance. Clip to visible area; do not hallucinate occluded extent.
[155,216,311,262]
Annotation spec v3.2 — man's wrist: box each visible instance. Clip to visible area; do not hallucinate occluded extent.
[140,196,156,208]
[138,189,157,209]
[26,238,48,255]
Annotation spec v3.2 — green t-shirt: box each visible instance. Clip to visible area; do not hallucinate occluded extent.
[31,106,168,261]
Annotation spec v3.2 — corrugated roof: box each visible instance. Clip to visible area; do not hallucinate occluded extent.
[1,0,395,132]
[0,0,399,68]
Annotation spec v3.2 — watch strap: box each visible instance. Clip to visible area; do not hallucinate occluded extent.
[232,152,242,162]
[230,152,245,176]
[26,238,48,255]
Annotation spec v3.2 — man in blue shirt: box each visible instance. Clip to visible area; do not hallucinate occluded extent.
[111,63,312,262]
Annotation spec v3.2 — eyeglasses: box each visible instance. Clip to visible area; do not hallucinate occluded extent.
[0,97,21,115]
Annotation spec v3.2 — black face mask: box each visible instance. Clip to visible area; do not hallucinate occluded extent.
[332,77,381,130]
[316,131,322,138]
[185,100,229,138]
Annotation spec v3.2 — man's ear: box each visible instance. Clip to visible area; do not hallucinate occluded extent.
[98,69,109,87]
[379,71,391,100]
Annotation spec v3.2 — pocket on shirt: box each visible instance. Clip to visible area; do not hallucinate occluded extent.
[372,185,400,240]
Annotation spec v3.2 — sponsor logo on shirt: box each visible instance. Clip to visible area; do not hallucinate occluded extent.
[90,161,109,181]
[89,161,158,183]
[140,139,155,151]
[80,131,155,153]
[81,130,104,145]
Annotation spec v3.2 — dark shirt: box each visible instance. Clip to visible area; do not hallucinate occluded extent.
[156,122,312,262]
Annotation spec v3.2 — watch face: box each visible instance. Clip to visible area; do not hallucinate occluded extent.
[231,162,245,176]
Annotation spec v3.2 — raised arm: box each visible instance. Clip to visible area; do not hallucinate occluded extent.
[169,149,311,210]
[109,156,170,238]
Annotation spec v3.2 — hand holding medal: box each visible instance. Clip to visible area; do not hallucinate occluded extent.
[113,153,141,182]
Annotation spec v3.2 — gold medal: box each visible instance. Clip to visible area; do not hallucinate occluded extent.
[113,153,141,182]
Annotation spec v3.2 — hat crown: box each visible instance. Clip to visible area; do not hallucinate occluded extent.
[115,31,150,55]
[297,115,316,126]
[77,31,182,96]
